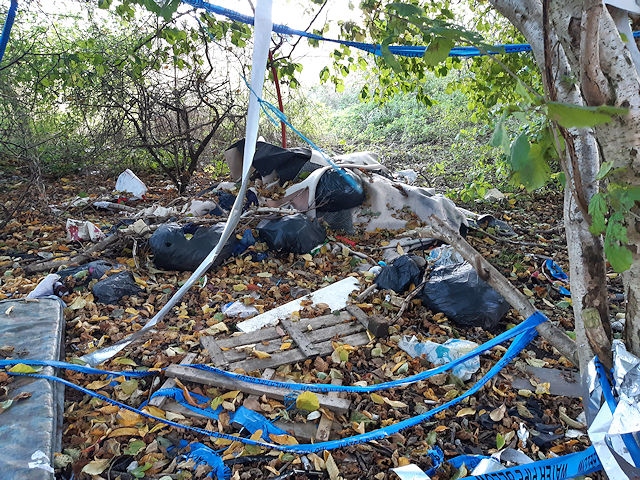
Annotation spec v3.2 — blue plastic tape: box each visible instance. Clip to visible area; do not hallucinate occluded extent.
[0,0,18,64]
[0,358,155,378]
[461,446,601,480]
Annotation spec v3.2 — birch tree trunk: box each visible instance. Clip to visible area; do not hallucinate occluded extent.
[487,0,640,373]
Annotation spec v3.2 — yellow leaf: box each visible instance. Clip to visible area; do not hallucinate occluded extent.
[396,244,404,255]
[280,342,292,351]
[8,363,40,374]
[220,390,241,401]
[352,421,365,434]
[116,409,142,427]
[398,457,411,467]
[233,283,247,292]
[456,407,476,417]
[434,425,449,432]
[142,405,166,418]
[383,398,408,409]
[296,391,320,412]
[68,295,87,310]
[125,307,138,315]
[82,459,111,475]
[257,272,272,278]
[269,433,299,445]
[535,382,551,395]
[523,287,534,297]
[250,429,263,441]
[324,451,340,480]
[85,378,113,390]
[251,349,271,359]
[370,393,385,405]
[107,427,140,438]
[301,254,313,262]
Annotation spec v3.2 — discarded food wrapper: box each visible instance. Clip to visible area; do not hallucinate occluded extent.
[115,168,147,199]
[398,336,480,381]
[66,219,105,242]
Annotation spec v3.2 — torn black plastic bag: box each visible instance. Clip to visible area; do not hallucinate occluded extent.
[149,223,238,271]
[420,261,510,330]
[315,168,365,212]
[92,271,143,304]
[257,214,326,254]
[375,255,424,293]
[227,139,311,184]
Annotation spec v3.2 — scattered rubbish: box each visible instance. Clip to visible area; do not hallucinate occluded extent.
[134,204,178,218]
[428,245,464,267]
[92,271,142,304]
[236,276,359,333]
[56,260,114,282]
[483,188,506,202]
[182,199,222,217]
[391,463,431,480]
[314,167,365,212]
[148,223,238,271]
[257,213,326,254]
[28,450,55,474]
[398,336,480,381]
[394,169,418,184]
[66,219,105,242]
[26,273,66,299]
[221,301,259,318]
[421,261,511,330]
[114,168,147,199]
[179,442,229,480]
[375,254,424,293]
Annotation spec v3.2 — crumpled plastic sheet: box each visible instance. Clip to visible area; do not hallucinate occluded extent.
[0,298,64,479]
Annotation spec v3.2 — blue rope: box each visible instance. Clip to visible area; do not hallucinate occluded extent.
[0,0,18,64]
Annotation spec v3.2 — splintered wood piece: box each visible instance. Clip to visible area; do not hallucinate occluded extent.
[315,379,342,442]
[165,364,352,415]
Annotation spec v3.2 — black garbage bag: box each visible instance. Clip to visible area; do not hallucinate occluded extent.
[420,261,510,330]
[257,214,326,254]
[92,271,142,304]
[148,223,238,271]
[227,139,312,184]
[315,169,365,212]
[375,255,424,293]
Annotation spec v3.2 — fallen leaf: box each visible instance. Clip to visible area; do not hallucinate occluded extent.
[324,451,340,480]
[8,363,41,374]
[489,404,506,422]
[81,458,111,475]
[296,391,320,412]
[457,407,476,417]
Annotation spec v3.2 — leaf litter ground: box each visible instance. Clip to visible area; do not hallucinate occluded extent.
[0,167,613,480]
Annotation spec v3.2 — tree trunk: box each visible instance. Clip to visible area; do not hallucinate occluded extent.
[489,0,616,373]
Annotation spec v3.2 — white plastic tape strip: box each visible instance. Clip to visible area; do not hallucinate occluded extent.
[80,0,273,366]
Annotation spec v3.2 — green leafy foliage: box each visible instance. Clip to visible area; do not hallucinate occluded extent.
[547,102,628,128]
[508,132,552,191]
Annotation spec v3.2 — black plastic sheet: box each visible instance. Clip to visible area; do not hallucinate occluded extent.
[257,214,326,254]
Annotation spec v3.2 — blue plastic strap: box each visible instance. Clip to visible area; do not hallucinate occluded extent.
[0,0,18,64]
[183,0,534,59]
[0,358,155,378]
[186,311,547,394]
[460,446,601,480]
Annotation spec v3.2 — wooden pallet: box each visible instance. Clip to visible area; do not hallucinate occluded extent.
[199,309,371,372]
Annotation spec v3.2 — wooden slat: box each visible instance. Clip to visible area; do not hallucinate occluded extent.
[315,379,342,442]
[165,364,352,415]
[200,336,229,368]
[280,318,318,357]
[149,353,197,408]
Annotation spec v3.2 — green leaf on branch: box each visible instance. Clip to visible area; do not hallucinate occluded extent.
[387,3,423,16]
[596,161,614,181]
[588,192,607,235]
[605,214,632,272]
[547,102,628,128]
[508,132,551,191]
[381,38,403,73]
[424,37,454,66]
[490,117,510,155]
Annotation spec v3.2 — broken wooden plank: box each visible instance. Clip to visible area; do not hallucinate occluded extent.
[280,318,318,357]
[200,336,229,368]
[165,364,352,415]
[315,379,342,442]
[347,304,390,337]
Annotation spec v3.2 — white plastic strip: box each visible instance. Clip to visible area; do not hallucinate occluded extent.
[80,0,273,366]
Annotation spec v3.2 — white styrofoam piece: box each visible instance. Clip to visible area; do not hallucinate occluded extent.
[391,464,431,480]
[236,276,360,333]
